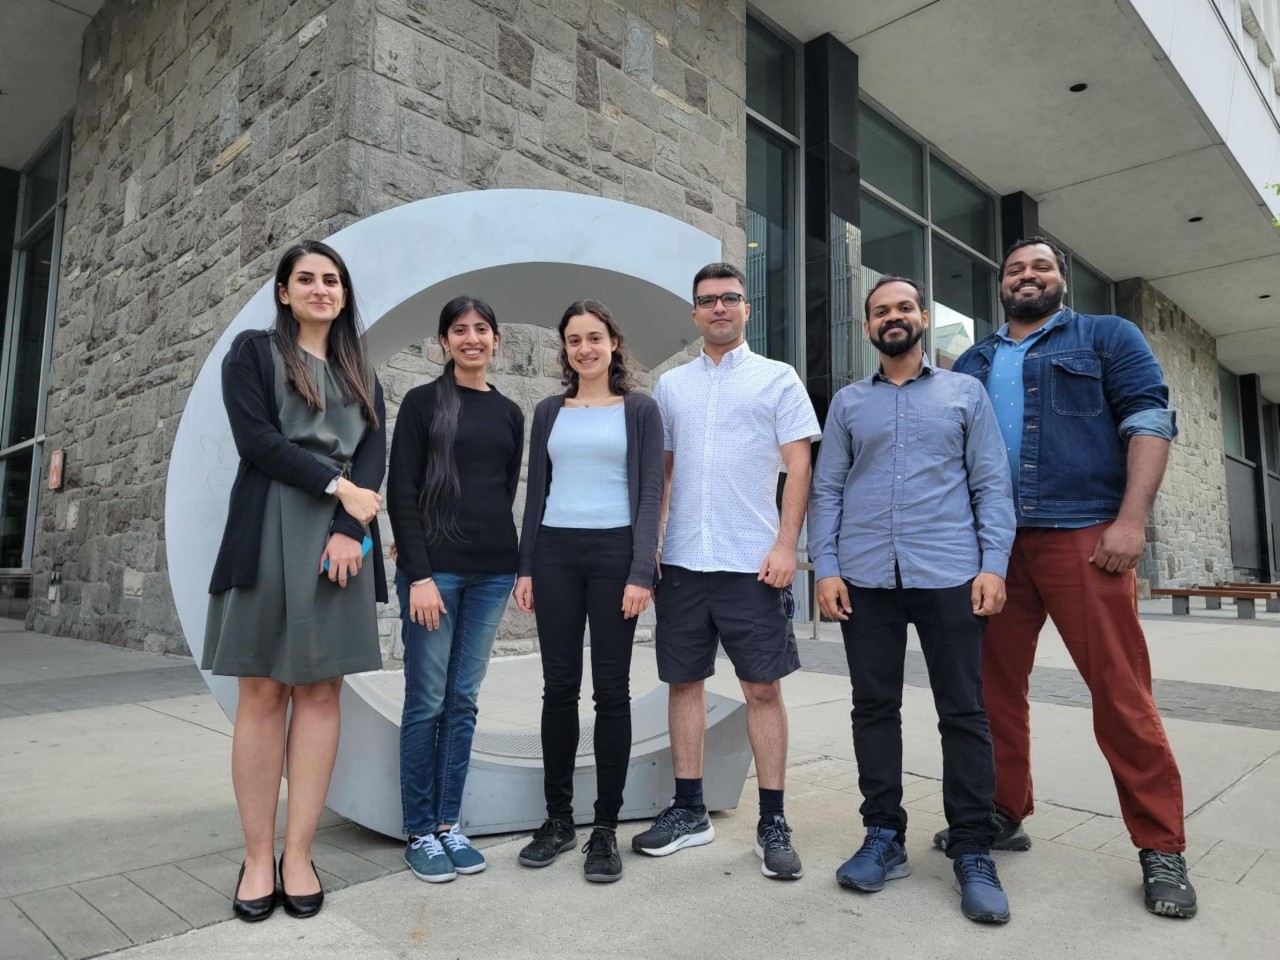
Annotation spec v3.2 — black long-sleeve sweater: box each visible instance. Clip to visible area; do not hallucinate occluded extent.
[386,378,524,582]
[208,329,388,602]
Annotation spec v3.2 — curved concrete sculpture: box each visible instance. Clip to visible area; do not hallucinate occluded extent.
[166,189,749,838]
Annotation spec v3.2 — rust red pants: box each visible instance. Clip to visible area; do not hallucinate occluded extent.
[983,523,1185,852]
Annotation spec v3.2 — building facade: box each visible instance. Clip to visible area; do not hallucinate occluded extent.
[2,0,1278,654]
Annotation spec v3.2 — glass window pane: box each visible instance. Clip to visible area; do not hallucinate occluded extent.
[1220,367,1245,459]
[861,192,925,281]
[4,230,54,448]
[930,156,994,257]
[932,238,994,367]
[852,193,926,382]
[746,18,795,133]
[22,134,62,232]
[858,106,923,214]
[745,122,794,363]
[1263,404,1279,473]
[0,447,34,567]
[1071,260,1112,315]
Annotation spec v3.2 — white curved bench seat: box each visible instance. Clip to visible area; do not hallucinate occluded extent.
[339,671,750,838]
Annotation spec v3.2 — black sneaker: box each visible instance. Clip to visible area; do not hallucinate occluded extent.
[517,818,577,867]
[933,810,1031,853]
[582,827,622,883]
[1139,849,1197,918]
[755,814,803,880]
[631,802,715,856]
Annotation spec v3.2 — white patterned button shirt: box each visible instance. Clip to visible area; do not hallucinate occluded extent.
[656,343,820,574]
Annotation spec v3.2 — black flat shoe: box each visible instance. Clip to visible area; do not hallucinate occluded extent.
[233,861,278,922]
[279,853,324,919]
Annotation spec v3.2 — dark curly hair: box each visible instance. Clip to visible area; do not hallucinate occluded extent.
[557,299,636,397]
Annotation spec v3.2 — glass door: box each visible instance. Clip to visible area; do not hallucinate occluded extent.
[0,124,67,572]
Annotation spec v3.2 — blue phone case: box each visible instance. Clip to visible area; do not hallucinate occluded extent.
[322,535,373,572]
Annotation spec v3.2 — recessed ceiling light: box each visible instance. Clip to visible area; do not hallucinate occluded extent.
[746,241,759,248]
[1187,216,1203,223]
[1069,82,1088,93]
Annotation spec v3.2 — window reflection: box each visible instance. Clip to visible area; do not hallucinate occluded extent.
[932,238,994,366]
[1071,259,1112,315]
[859,106,924,215]
[745,123,794,363]
[746,19,796,133]
[931,156,994,258]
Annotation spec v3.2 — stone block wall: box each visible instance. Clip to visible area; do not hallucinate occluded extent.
[30,0,747,656]
[1115,278,1232,585]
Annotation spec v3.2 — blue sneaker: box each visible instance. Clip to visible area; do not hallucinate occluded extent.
[836,826,910,892]
[437,825,486,875]
[404,833,456,883]
[953,852,1011,923]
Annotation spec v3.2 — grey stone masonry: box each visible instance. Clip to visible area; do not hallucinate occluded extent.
[31,0,747,656]
[1116,278,1232,586]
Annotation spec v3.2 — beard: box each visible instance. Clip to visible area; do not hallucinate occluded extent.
[871,323,923,357]
[1001,281,1065,319]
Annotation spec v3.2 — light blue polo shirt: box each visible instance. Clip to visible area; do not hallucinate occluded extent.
[988,311,1098,528]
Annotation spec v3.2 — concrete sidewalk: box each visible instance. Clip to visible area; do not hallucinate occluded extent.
[2,611,1278,959]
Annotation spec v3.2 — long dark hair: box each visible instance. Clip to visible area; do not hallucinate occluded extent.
[419,295,499,542]
[271,241,379,428]
[558,299,635,397]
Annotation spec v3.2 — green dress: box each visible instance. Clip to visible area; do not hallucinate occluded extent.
[202,343,382,685]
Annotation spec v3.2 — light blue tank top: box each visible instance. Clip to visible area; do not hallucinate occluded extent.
[542,405,631,529]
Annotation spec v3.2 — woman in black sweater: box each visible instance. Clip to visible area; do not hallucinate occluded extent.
[387,296,524,884]
[513,299,663,882]
[204,241,386,922]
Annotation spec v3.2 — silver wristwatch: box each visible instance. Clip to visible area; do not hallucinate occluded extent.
[324,475,340,496]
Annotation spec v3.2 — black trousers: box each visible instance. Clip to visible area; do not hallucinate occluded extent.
[840,580,997,857]
[532,526,637,828]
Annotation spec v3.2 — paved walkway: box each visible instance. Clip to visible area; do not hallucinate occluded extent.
[2,611,1277,959]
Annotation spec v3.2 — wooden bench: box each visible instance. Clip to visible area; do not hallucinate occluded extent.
[1150,586,1278,619]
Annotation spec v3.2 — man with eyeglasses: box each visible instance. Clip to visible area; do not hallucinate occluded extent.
[632,262,820,882]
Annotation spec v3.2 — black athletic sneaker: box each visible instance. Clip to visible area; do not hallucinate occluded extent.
[1139,849,1197,918]
[582,827,622,883]
[631,802,715,856]
[933,810,1031,853]
[755,814,803,880]
[517,818,577,867]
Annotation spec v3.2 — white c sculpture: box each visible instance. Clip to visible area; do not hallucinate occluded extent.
[166,189,749,839]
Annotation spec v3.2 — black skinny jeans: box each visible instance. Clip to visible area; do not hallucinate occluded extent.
[532,525,638,828]
[841,580,997,858]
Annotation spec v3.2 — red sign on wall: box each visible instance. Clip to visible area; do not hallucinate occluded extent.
[48,450,64,490]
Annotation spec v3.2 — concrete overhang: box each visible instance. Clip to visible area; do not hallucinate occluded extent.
[0,0,102,170]
[755,0,1280,395]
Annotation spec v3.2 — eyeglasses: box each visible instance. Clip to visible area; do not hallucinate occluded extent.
[694,292,746,308]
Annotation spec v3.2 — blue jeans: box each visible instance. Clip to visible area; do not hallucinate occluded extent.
[397,569,515,835]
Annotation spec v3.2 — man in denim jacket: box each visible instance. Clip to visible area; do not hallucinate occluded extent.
[942,237,1196,919]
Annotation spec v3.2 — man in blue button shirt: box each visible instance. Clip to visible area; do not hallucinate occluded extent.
[809,276,1016,924]
[948,237,1195,920]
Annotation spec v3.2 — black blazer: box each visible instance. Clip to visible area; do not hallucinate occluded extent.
[518,391,664,587]
[208,330,388,603]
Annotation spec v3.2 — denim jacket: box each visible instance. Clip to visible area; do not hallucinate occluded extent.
[952,309,1177,522]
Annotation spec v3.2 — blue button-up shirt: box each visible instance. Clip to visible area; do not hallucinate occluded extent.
[808,356,1016,589]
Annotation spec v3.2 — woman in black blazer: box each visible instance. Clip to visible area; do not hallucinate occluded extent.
[513,300,663,883]
[203,241,386,922]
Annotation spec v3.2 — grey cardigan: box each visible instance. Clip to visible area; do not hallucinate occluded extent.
[518,391,665,587]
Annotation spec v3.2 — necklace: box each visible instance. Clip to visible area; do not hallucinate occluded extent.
[572,395,623,408]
